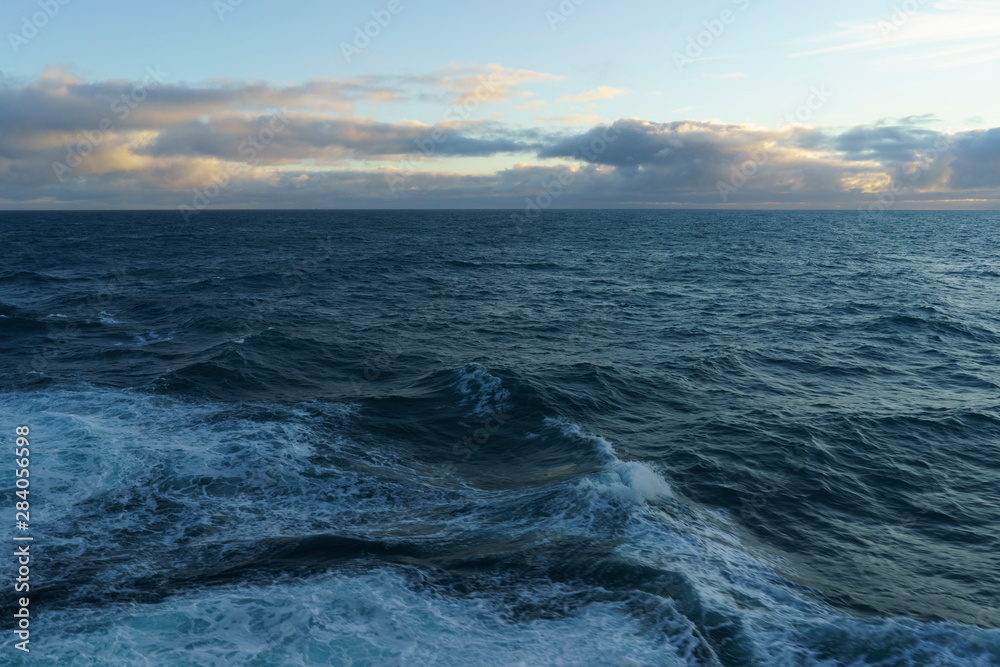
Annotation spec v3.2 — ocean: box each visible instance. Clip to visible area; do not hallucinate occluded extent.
[1,209,998,665]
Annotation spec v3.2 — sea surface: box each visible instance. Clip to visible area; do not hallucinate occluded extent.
[1,209,998,666]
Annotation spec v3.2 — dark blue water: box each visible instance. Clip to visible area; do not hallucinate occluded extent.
[1,210,998,665]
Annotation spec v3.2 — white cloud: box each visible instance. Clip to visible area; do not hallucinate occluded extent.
[792,0,1000,68]
[531,114,606,125]
[558,86,628,103]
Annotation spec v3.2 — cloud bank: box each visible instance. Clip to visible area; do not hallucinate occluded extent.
[0,68,997,211]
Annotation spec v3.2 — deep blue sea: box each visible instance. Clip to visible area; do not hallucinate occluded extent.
[1,210,998,666]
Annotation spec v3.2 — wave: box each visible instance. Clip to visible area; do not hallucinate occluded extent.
[3,383,997,665]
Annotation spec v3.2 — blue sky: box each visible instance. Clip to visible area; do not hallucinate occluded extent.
[2,0,998,209]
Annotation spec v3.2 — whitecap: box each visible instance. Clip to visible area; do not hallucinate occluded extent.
[133,330,174,346]
[456,363,512,418]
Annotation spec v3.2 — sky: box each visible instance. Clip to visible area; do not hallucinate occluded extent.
[1,0,998,210]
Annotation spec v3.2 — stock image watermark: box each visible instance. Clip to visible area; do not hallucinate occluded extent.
[340,0,406,62]
[51,66,168,183]
[7,0,71,53]
[673,0,751,72]
[443,409,512,473]
[546,0,587,30]
[225,232,338,342]
[214,0,245,21]
[179,110,289,221]
[857,131,955,220]
[717,85,833,202]
[24,271,131,376]
[510,124,623,231]
[279,233,335,292]
[347,345,404,393]
[12,426,33,653]
[878,0,929,39]
[384,73,503,192]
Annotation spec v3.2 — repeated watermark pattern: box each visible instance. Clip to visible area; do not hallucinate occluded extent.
[340,0,407,62]
[179,110,289,221]
[877,0,929,39]
[673,0,752,72]
[446,410,511,469]
[384,73,503,192]
[7,0,71,53]
[857,130,955,220]
[228,230,337,343]
[546,0,587,30]
[51,66,169,183]
[23,270,132,377]
[717,85,833,202]
[214,0,245,21]
[511,124,622,231]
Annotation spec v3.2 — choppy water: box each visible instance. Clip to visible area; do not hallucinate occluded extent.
[1,210,998,665]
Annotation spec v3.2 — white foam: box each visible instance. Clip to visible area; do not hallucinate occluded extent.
[35,569,692,666]
[98,310,124,325]
[534,418,1000,661]
[0,386,486,562]
[1,387,996,664]
[455,364,512,418]
[543,417,618,462]
[542,417,673,504]
[617,461,675,501]
[132,330,175,346]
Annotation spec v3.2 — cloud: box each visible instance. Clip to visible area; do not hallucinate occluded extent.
[529,118,993,205]
[532,115,606,125]
[0,68,553,190]
[138,115,543,163]
[425,63,564,105]
[832,124,944,163]
[706,73,746,79]
[514,100,548,111]
[793,0,1000,68]
[948,127,1000,188]
[0,70,997,210]
[558,86,628,103]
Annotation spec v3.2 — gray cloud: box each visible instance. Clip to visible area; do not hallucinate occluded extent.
[0,71,997,210]
[140,116,543,161]
[949,128,1000,188]
[833,125,944,163]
